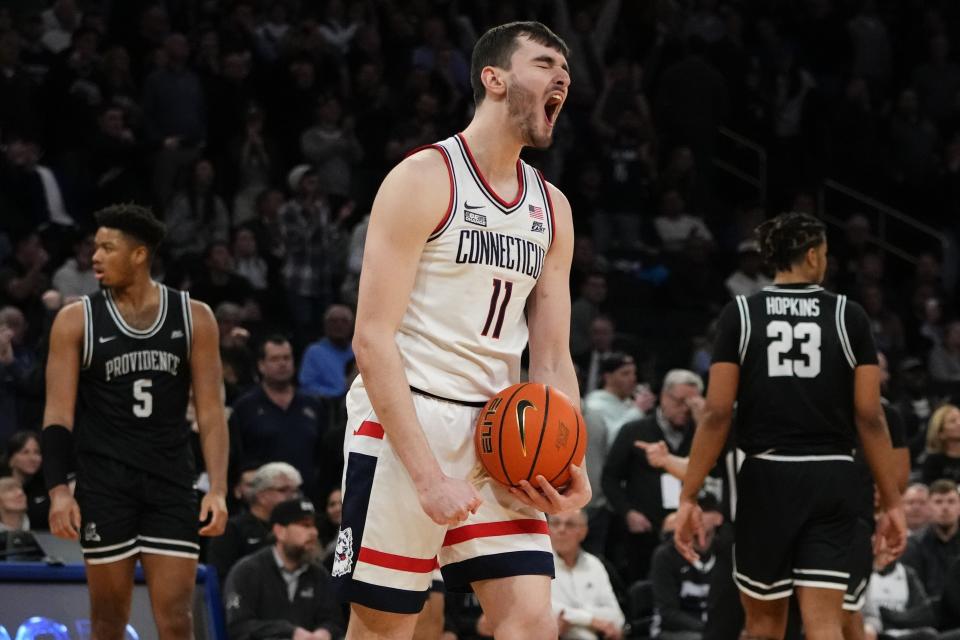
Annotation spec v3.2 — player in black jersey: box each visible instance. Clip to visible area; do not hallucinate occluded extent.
[41,204,229,640]
[673,213,906,640]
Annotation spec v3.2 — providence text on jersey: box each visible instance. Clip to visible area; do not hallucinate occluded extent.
[104,349,182,381]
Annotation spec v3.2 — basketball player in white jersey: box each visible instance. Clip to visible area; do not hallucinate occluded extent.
[331,22,590,640]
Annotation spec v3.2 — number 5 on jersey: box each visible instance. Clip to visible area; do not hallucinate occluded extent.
[766,321,821,378]
[133,378,153,417]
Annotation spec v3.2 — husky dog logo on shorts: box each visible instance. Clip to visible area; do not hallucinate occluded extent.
[331,527,355,577]
[84,522,101,542]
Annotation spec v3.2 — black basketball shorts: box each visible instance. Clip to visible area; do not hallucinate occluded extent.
[733,453,858,600]
[75,454,200,564]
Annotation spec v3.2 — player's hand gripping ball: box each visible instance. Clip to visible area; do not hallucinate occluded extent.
[475,383,586,489]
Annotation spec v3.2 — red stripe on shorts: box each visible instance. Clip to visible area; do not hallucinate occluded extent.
[358,547,438,573]
[442,519,549,546]
[354,420,384,439]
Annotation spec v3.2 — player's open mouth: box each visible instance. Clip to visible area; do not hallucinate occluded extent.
[544,93,564,126]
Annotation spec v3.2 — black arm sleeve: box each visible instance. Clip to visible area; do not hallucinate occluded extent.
[650,544,705,632]
[224,559,298,640]
[710,301,742,365]
[843,300,879,366]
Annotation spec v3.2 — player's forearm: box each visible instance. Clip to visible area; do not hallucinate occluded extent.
[679,408,731,502]
[198,413,229,495]
[353,330,443,486]
[662,454,689,481]
[528,351,580,407]
[856,412,901,510]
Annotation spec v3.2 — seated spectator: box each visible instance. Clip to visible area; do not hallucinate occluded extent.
[224,498,344,640]
[602,370,704,583]
[215,302,257,402]
[52,231,97,300]
[0,431,47,530]
[929,321,960,384]
[231,336,327,500]
[227,461,259,517]
[0,306,42,438]
[653,190,713,254]
[190,241,255,311]
[575,315,616,394]
[208,461,302,586]
[903,483,932,536]
[893,358,939,464]
[583,352,646,554]
[0,477,28,531]
[650,497,722,640]
[549,509,625,640]
[299,305,355,400]
[570,273,607,359]
[862,553,938,640]
[724,240,771,298]
[921,403,960,484]
[232,227,269,292]
[318,488,341,569]
[902,479,960,597]
[164,158,230,261]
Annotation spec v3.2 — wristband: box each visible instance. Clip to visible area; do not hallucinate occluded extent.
[42,424,74,491]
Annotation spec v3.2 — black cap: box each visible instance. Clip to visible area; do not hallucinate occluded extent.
[600,352,634,376]
[270,498,316,526]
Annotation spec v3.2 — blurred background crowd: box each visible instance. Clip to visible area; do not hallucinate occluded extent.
[4,0,960,638]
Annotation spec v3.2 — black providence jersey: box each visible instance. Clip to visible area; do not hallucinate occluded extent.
[75,285,195,487]
[712,283,878,456]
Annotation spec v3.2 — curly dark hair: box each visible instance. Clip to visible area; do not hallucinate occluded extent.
[94,202,166,255]
[755,212,826,272]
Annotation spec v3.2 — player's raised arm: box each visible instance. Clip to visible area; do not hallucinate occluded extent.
[189,299,230,536]
[42,301,84,540]
[353,149,482,526]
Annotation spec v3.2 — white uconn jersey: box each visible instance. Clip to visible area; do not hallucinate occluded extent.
[396,133,555,403]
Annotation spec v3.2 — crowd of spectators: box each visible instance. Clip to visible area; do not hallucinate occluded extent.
[5,0,960,638]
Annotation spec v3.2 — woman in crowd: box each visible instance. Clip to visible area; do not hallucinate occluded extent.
[922,404,960,484]
[0,431,48,530]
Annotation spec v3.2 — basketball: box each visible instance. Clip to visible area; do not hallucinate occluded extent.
[474,382,586,489]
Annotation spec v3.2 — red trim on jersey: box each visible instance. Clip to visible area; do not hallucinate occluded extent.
[442,519,549,547]
[405,144,454,237]
[536,169,557,245]
[358,547,439,573]
[354,420,384,439]
[456,133,524,208]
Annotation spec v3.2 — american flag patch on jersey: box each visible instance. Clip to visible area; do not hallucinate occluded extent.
[529,204,544,220]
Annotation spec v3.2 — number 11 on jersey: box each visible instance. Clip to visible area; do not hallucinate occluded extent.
[482,278,513,339]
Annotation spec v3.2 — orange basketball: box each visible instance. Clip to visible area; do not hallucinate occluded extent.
[474,382,586,489]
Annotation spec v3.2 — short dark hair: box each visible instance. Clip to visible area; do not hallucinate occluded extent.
[470,21,569,105]
[94,203,166,255]
[754,212,826,272]
[257,334,291,360]
[930,479,958,496]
